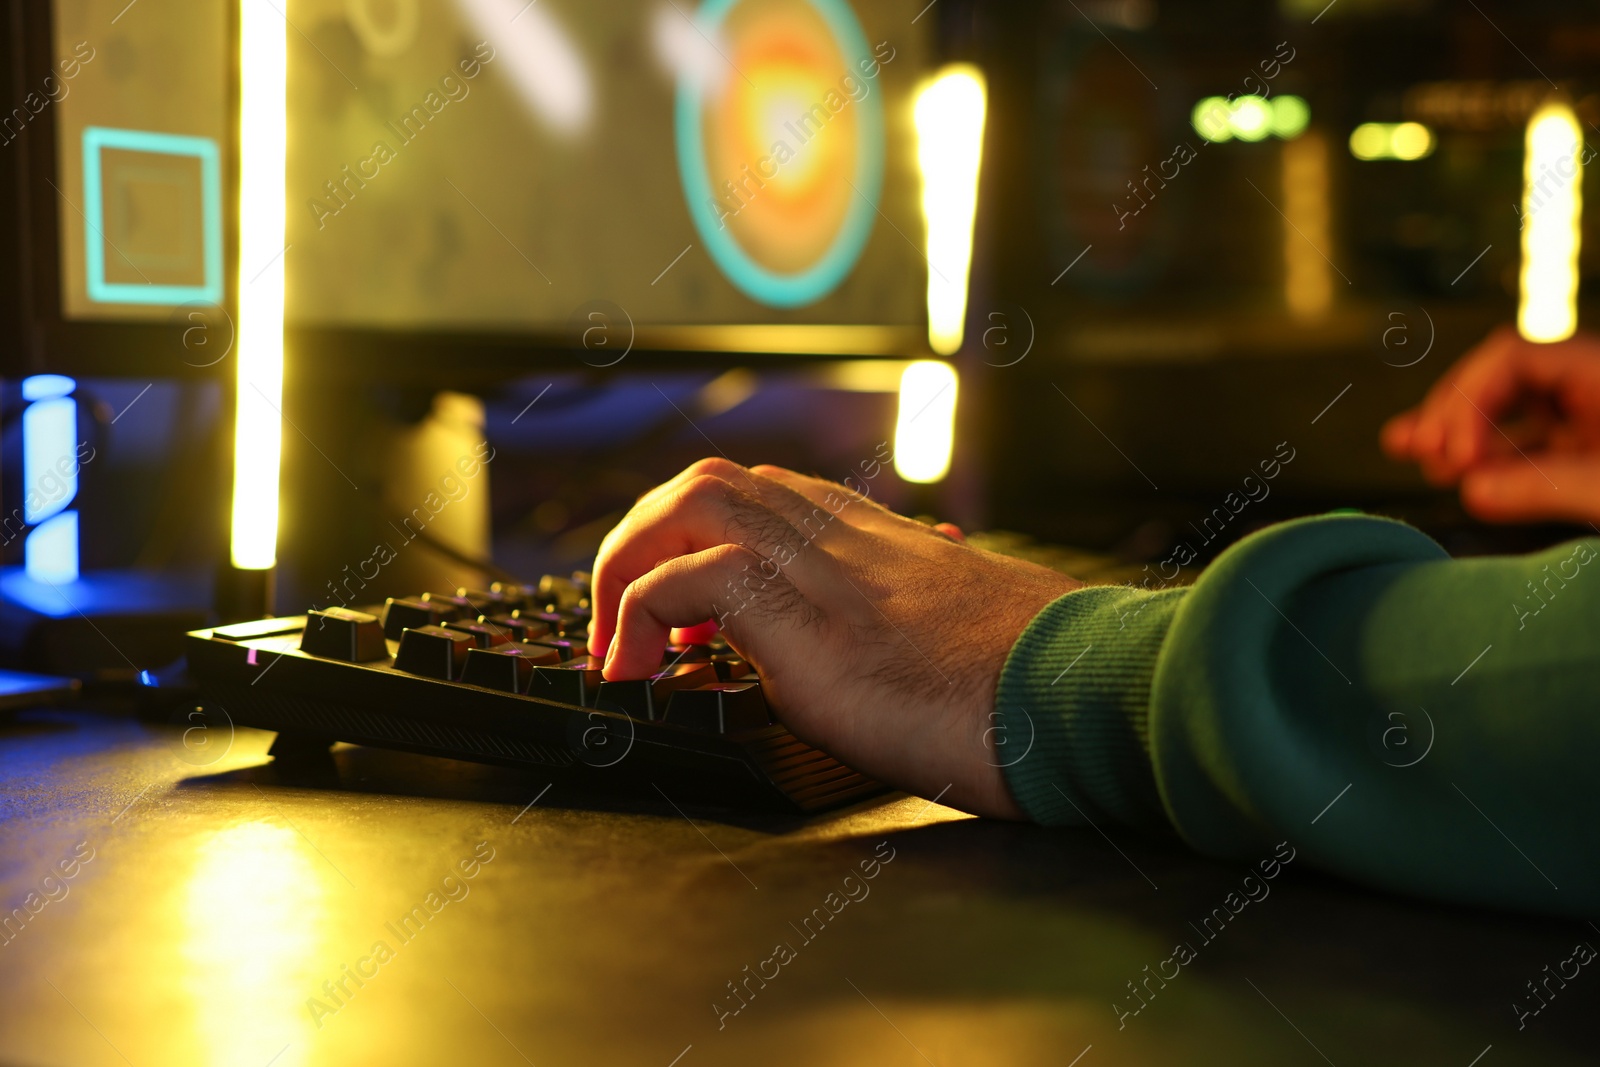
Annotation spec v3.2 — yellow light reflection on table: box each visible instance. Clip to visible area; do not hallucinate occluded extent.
[181,821,327,1067]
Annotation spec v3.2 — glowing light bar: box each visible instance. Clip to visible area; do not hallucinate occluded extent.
[1520,101,1583,343]
[22,375,79,583]
[22,375,75,402]
[1193,95,1309,143]
[27,512,79,584]
[914,65,987,357]
[893,360,958,484]
[230,0,287,570]
[1283,131,1333,319]
[22,396,77,525]
[1349,121,1434,161]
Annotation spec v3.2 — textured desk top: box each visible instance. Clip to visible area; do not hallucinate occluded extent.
[0,709,1594,1067]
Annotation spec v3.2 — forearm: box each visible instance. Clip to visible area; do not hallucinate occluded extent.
[997,513,1600,917]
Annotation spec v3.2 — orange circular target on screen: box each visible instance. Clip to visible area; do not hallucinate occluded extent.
[676,0,885,307]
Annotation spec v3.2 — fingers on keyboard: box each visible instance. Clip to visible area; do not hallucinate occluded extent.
[308,574,771,730]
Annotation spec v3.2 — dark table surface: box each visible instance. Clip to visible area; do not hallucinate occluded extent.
[1,706,1595,1067]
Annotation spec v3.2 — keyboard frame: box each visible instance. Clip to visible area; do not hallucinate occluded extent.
[184,614,886,813]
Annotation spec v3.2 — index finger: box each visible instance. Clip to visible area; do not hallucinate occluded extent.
[588,473,806,659]
[1406,326,1518,475]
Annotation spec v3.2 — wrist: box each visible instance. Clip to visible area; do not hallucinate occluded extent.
[994,584,1183,828]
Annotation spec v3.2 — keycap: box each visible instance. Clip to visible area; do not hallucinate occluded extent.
[710,653,753,681]
[393,625,475,680]
[457,588,512,614]
[594,662,718,721]
[301,607,388,662]
[539,575,585,611]
[382,597,457,639]
[517,610,569,634]
[460,642,563,692]
[444,621,512,649]
[664,682,771,733]
[528,636,583,661]
[490,581,535,607]
[527,655,606,706]
[552,611,586,634]
[484,614,550,640]
[422,592,477,618]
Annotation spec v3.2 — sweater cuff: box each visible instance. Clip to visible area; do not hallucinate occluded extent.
[995,584,1187,830]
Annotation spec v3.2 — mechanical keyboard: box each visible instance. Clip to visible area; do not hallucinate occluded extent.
[184,573,884,812]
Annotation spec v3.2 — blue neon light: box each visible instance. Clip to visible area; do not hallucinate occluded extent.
[22,395,77,525]
[26,511,79,584]
[21,374,75,401]
[82,126,223,306]
[22,376,80,585]
[673,0,885,308]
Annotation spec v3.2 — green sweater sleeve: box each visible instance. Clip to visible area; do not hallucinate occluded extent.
[996,513,1600,917]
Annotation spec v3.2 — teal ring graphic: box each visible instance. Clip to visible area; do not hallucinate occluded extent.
[674,0,884,308]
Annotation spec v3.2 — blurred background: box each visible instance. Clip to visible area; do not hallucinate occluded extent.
[4,0,1597,661]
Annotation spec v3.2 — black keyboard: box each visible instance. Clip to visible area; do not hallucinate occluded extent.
[184,573,884,812]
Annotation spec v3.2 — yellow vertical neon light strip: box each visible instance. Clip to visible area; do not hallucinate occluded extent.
[230,0,287,569]
[893,360,958,484]
[914,65,987,357]
[1283,129,1333,319]
[1519,101,1583,344]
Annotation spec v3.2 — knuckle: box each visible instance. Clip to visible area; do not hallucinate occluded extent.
[705,542,760,577]
[678,473,740,511]
[677,476,799,552]
[616,571,655,614]
[683,457,743,483]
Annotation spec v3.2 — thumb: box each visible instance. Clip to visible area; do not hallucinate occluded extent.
[1459,457,1600,527]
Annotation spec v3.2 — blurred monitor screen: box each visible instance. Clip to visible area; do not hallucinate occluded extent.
[52,0,930,338]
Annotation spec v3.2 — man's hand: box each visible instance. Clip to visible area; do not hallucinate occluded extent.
[586,459,1082,818]
[1382,326,1600,526]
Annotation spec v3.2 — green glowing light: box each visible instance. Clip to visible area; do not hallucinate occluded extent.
[1270,95,1310,139]
[1192,96,1233,142]
[1231,96,1272,141]
[1192,94,1311,143]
